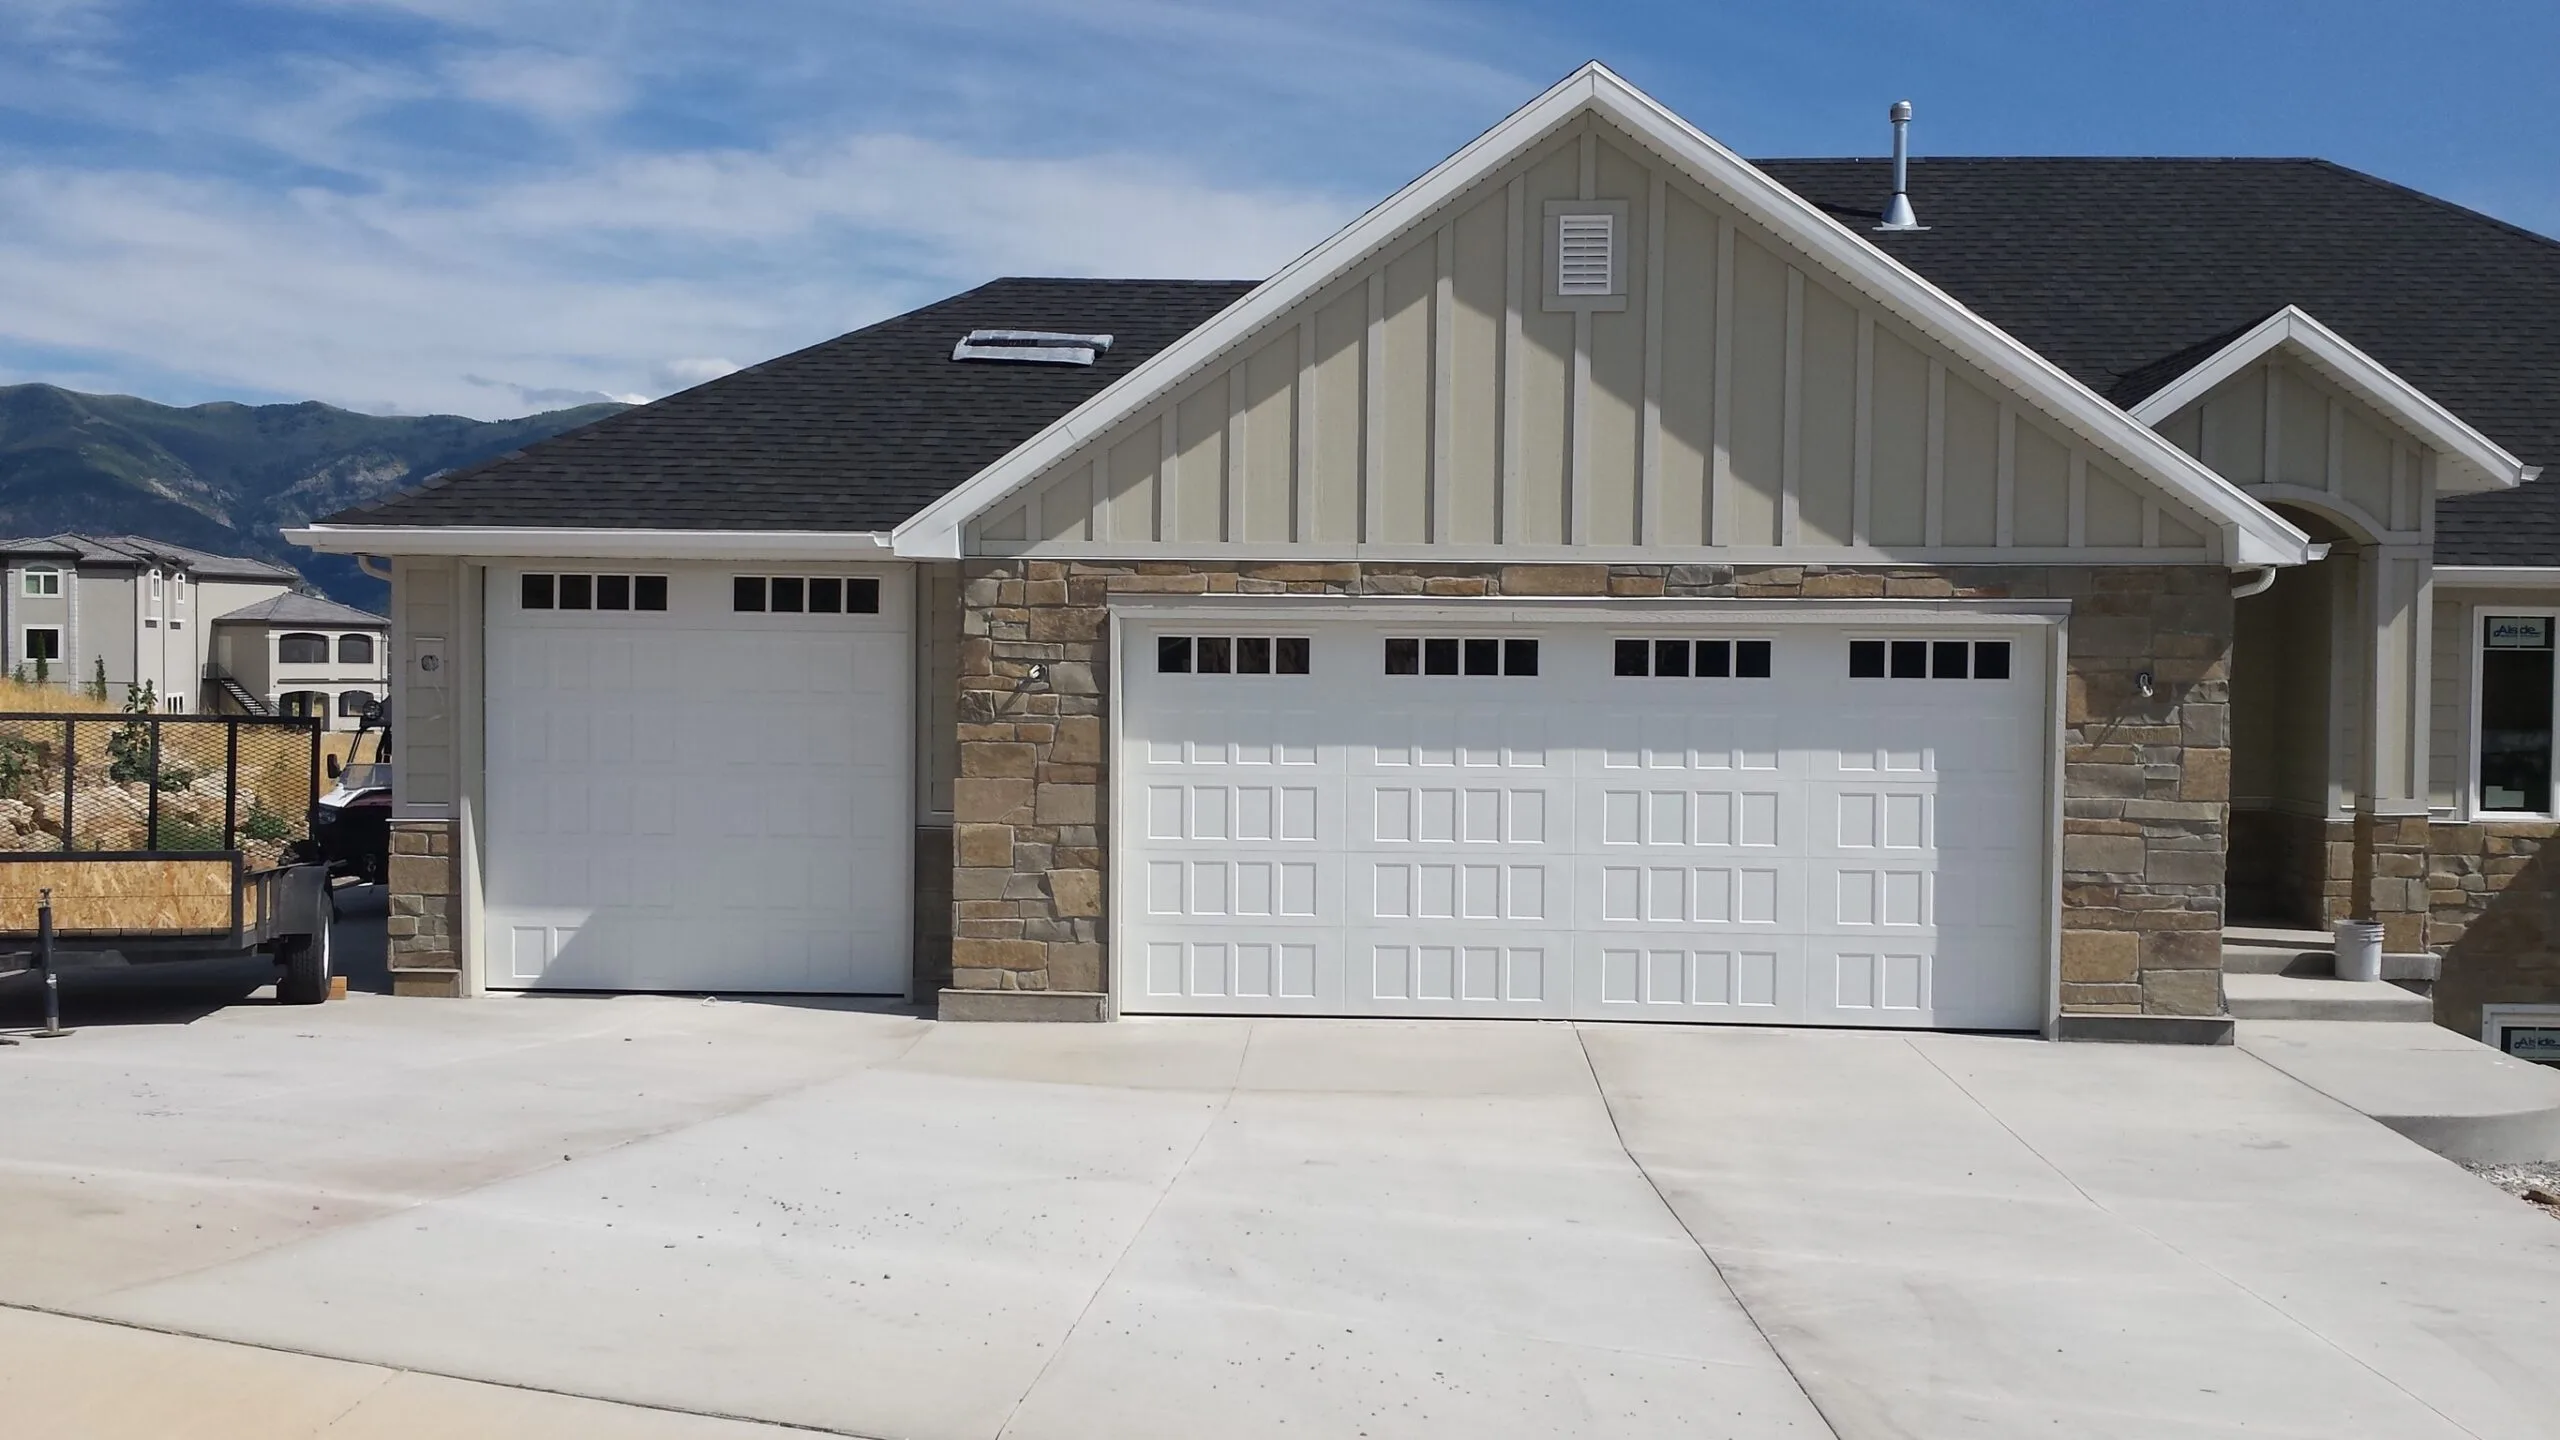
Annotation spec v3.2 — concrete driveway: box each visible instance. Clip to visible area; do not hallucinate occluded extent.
[2,992,2558,1439]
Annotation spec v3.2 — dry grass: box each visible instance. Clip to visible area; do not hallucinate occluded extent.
[0,681,116,714]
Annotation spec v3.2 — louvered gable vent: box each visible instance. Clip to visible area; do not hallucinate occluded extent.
[1555,213,1615,296]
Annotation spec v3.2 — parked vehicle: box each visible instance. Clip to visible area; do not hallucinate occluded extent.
[0,710,334,1007]
[316,697,392,887]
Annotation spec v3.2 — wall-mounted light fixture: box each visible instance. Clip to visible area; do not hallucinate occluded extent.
[2134,670,2156,699]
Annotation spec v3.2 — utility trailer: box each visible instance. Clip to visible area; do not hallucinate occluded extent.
[0,710,334,1010]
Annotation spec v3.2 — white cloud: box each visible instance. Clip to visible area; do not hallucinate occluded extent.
[0,138,1355,418]
[445,47,631,124]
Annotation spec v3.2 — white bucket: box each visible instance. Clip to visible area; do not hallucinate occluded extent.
[2334,920,2385,983]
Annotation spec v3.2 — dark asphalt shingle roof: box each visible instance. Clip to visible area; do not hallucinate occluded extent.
[335,162,2560,567]
[327,277,1255,533]
[1751,158,2560,567]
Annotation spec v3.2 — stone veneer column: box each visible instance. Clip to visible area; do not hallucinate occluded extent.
[385,816,460,997]
[946,561,2233,1026]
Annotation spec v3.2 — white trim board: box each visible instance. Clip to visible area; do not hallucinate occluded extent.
[2128,306,2533,495]
[891,61,2315,570]
[2437,566,2560,590]
[288,525,895,560]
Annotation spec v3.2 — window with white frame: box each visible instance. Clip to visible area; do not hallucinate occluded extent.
[23,627,61,663]
[164,693,186,713]
[145,569,161,626]
[170,572,186,628]
[21,566,59,597]
[2478,614,2555,813]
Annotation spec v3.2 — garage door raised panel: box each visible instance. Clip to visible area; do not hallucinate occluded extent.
[1119,614,2050,1030]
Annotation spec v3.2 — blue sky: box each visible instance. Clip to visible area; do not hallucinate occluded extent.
[1,0,2552,419]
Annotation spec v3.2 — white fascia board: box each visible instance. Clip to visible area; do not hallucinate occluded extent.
[285,525,895,561]
[895,61,2313,569]
[2128,306,2530,495]
[2435,566,2560,589]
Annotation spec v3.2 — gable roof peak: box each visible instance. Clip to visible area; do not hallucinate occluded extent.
[893,61,2312,567]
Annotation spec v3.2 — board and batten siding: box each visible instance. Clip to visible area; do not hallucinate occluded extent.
[968,116,2218,563]
[2153,353,2436,547]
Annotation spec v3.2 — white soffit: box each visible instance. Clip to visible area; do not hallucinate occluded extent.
[891,61,2314,569]
[2128,305,2534,495]
[285,525,895,561]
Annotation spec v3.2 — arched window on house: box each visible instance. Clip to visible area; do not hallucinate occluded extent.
[337,633,375,665]
[337,690,376,718]
[277,632,330,664]
[278,691,330,720]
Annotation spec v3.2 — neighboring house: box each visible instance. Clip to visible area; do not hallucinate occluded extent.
[205,592,390,730]
[0,533,303,710]
[291,64,2560,1046]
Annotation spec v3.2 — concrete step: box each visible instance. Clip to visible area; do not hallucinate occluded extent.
[2222,941,2336,976]
[2239,1019,2560,1163]
[2223,972,2434,1022]
[2225,923,2333,949]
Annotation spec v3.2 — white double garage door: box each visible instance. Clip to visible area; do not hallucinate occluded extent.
[1119,612,2055,1030]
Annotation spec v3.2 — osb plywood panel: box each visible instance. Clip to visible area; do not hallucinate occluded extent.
[0,858,233,935]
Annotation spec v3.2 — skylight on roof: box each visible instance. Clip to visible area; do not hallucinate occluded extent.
[952,330,1115,366]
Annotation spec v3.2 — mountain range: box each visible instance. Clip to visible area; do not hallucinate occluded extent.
[0,384,625,610]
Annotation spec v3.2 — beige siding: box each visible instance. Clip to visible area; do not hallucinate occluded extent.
[2163,353,2437,543]
[917,564,960,817]
[392,556,456,817]
[970,112,2223,562]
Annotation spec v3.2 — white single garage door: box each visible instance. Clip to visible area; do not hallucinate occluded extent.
[1118,614,2050,1030]
[485,564,911,993]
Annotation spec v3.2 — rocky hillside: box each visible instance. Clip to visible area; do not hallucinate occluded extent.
[0,385,625,608]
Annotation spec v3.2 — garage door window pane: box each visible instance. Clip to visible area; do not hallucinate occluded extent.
[1931,641,1969,679]
[1276,637,1310,675]
[1237,637,1271,674]
[1850,640,1885,678]
[559,574,593,610]
[848,579,881,614]
[769,577,804,613]
[1737,640,1772,678]
[1158,636,1193,673]
[1694,640,1729,677]
[734,577,766,612]
[596,575,631,611]
[1889,640,1926,678]
[1424,638,1460,675]
[521,574,554,610]
[1464,638,1500,675]
[1503,639,1539,676]
[1653,638,1689,677]
[1973,641,2009,680]
[1197,637,1231,674]
[1614,639,1647,676]
[1385,638,1419,675]
[808,578,844,613]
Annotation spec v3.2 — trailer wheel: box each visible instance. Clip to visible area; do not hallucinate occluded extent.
[276,918,332,1006]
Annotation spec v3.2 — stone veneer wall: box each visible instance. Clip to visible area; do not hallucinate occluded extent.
[2430,820,2560,1037]
[386,816,460,996]
[952,561,2234,1018]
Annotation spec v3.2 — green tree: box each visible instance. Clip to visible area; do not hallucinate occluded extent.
[105,680,157,785]
[88,656,107,703]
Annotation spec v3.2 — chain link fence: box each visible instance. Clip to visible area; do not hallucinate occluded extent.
[0,713,322,871]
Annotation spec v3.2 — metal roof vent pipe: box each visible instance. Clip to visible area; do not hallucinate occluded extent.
[1877,99,1925,232]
